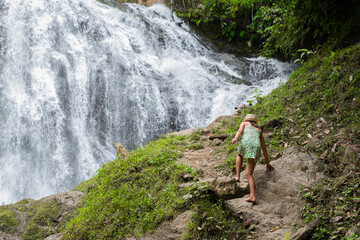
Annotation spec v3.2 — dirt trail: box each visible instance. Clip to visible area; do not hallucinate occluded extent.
[176,115,326,239]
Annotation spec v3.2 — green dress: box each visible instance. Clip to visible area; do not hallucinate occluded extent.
[238,125,261,162]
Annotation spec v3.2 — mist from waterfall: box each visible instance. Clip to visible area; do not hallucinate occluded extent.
[0,0,294,204]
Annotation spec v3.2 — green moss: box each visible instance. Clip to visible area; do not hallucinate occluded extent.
[0,208,19,233]
[22,199,60,240]
[188,129,202,141]
[186,143,204,150]
[16,199,34,204]
[73,176,98,193]
[16,205,27,212]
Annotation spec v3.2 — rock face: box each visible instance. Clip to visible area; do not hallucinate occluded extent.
[0,191,84,240]
[127,210,195,240]
[225,147,325,240]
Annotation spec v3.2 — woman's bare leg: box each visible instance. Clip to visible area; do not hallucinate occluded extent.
[245,158,256,203]
[235,154,243,180]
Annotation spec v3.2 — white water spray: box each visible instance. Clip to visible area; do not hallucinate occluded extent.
[0,0,293,204]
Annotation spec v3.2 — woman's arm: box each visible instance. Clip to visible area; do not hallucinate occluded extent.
[232,122,246,144]
[260,133,275,171]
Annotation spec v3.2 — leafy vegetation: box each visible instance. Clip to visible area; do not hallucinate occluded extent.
[0,207,19,233]
[185,198,247,239]
[22,199,61,240]
[178,0,360,58]
[302,168,360,239]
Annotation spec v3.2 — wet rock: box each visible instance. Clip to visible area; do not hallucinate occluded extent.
[234,104,248,115]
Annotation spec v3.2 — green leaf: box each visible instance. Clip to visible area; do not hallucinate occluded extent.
[297,49,309,52]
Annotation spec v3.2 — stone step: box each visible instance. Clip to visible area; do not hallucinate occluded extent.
[179,177,250,200]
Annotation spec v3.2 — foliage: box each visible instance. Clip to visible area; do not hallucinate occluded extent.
[294,49,316,64]
[0,207,19,233]
[186,142,204,150]
[22,199,60,240]
[248,0,360,58]
[185,198,248,240]
[181,0,261,42]
[302,167,360,239]
[178,0,360,58]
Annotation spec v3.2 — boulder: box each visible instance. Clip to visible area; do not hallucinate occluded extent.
[208,177,249,200]
[209,134,228,140]
[113,142,129,159]
[0,191,84,240]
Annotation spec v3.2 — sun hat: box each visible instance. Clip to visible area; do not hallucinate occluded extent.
[243,114,258,123]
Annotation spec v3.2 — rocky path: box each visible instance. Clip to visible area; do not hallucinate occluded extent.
[226,147,325,239]
[174,116,326,239]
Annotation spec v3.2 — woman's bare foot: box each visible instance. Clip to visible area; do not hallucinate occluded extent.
[245,196,256,204]
[234,177,240,182]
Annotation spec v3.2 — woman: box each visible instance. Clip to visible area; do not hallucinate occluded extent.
[231,114,275,203]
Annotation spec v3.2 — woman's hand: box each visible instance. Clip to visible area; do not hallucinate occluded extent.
[232,138,237,144]
[266,163,275,171]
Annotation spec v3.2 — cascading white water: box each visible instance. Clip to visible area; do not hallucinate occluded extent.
[0,0,294,204]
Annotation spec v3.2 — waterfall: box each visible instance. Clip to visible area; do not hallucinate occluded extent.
[0,0,294,204]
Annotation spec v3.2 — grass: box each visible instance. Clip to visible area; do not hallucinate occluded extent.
[0,207,19,233]
[22,199,60,240]
[63,134,248,239]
